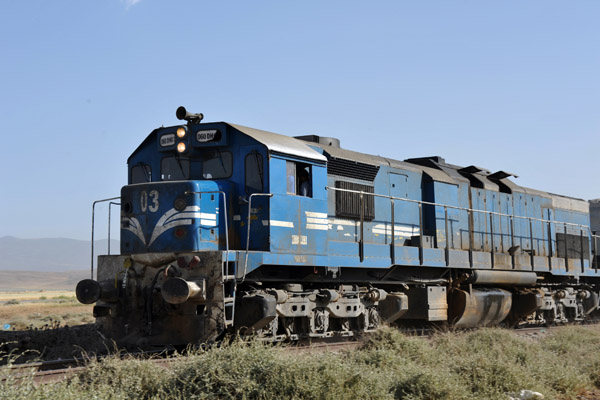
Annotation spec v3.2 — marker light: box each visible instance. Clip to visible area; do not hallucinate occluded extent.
[177,142,186,153]
[177,127,186,138]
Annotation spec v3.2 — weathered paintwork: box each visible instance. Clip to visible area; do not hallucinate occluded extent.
[80,112,600,345]
[94,252,225,345]
[120,121,598,279]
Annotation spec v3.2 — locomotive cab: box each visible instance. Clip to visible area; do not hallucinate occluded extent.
[121,119,328,257]
[78,111,330,345]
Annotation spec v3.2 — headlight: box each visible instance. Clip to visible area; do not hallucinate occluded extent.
[177,127,186,138]
[177,142,186,153]
[174,197,187,211]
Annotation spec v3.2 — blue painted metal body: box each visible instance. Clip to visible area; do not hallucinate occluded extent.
[120,121,599,281]
[121,180,222,254]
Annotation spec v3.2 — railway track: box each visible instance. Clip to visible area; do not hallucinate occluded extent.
[6,359,85,385]
[2,348,175,385]
[3,337,363,384]
[3,323,596,385]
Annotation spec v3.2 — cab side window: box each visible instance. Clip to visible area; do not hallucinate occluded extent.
[286,161,296,194]
[286,161,312,197]
[245,151,264,193]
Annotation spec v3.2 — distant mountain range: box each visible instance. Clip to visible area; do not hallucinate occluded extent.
[0,236,120,272]
[0,270,90,291]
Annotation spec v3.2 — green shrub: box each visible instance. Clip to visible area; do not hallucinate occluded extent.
[53,296,76,300]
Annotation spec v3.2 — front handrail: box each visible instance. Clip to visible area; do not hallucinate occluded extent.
[91,196,120,279]
[107,201,121,255]
[243,193,274,280]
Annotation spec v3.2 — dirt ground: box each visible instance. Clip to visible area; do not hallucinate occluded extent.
[0,302,92,321]
[0,291,93,330]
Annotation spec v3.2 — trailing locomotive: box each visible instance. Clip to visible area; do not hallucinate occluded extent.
[76,107,600,346]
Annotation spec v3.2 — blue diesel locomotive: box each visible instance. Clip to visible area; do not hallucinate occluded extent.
[76,107,600,345]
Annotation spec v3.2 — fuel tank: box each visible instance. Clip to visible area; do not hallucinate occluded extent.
[448,288,512,328]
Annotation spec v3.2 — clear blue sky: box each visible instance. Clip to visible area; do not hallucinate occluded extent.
[1,1,599,241]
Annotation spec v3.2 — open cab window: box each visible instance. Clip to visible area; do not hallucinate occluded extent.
[286,161,312,197]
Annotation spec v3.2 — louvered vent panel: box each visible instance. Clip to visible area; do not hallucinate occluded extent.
[335,181,375,221]
[327,158,379,181]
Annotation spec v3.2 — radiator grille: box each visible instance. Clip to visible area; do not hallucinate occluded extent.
[556,233,590,259]
[335,181,375,221]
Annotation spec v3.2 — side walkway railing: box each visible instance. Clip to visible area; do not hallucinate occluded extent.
[90,190,600,278]
[326,186,595,272]
[593,234,600,270]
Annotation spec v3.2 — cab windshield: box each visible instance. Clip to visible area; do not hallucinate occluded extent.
[161,157,190,181]
[158,150,233,181]
[200,150,232,179]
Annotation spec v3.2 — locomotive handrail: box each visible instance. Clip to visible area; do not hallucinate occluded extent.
[107,201,121,255]
[593,234,600,271]
[184,190,230,270]
[325,186,592,231]
[91,196,121,279]
[326,186,593,270]
[243,193,274,281]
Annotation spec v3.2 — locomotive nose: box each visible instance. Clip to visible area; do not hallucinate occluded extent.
[121,180,224,254]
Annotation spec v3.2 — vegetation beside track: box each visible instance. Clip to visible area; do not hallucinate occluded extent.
[0,290,92,330]
[2,326,600,399]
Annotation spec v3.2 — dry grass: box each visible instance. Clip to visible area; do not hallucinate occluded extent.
[0,292,92,330]
[0,290,75,302]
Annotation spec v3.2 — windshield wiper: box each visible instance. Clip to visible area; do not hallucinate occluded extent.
[254,151,264,190]
[175,156,186,179]
[217,148,225,172]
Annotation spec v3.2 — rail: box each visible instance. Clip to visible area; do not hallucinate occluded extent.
[107,201,121,255]
[243,193,274,280]
[91,196,120,279]
[594,234,600,270]
[326,186,594,271]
